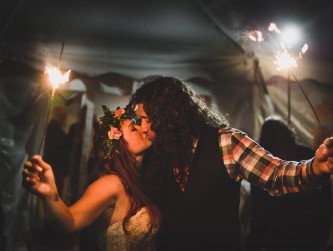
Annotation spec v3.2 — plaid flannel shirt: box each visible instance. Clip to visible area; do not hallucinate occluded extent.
[218,128,315,195]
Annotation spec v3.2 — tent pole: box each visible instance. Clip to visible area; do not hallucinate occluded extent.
[291,72,326,136]
[195,0,245,54]
[254,58,275,115]
[287,71,291,124]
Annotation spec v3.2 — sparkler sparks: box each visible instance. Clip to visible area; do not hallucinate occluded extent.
[44,66,71,90]
[39,65,71,154]
[268,23,281,34]
[244,22,323,130]
[245,30,264,42]
[245,23,308,71]
[273,50,297,71]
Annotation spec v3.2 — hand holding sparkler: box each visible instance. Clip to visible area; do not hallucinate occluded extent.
[22,155,58,198]
[38,43,71,154]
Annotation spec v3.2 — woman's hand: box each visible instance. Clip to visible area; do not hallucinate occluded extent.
[22,155,58,198]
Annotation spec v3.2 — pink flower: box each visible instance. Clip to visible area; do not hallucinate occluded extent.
[114,109,125,117]
[108,126,122,140]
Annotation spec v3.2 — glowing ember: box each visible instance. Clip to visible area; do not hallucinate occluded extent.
[245,30,264,42]
[245,23,308,71]
[44,66,71,89]
[268,23,281,34]
[301,43,308,54]
[273,50,297,71]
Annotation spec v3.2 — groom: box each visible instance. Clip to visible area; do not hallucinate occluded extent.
[129,76,333,251]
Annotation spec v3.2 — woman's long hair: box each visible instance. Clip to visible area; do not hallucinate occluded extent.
[89,125,160,233]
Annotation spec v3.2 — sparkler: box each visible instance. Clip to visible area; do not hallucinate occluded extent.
[290,72,325,133]
[245,23,321,127]
[38,42,71,154]
[268,24,308,124]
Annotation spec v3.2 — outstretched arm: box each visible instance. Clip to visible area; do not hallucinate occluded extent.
[22,155,117,233]
[219,129,331,195]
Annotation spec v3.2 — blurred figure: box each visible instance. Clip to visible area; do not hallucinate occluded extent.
[248,115,332,251]
[43,105,70,197]
[31,105,72,249]
[67,105,87,203]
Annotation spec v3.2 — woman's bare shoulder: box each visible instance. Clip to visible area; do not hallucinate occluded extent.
[85,174,125,198]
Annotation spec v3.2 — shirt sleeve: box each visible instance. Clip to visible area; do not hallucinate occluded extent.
[218,128,316,196]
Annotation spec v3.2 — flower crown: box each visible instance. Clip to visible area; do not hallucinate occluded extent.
[99,105,141,160]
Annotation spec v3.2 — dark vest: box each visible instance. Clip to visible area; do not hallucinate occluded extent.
[156,127,242,251]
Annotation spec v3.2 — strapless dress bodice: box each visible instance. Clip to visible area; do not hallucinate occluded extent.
[97,207,158,251]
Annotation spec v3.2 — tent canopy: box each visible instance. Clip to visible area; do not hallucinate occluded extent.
[1,0,333,79]
[1,0,333,150]
[1,1,333,250]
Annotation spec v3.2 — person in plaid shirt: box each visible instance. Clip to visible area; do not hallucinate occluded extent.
[129,76,333,251]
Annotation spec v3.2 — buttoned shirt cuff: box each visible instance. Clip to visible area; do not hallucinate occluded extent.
[301,158,330,187]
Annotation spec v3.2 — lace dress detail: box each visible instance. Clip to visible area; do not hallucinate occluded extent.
[97,207,158,251]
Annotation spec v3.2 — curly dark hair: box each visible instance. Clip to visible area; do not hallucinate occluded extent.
[129,76,229,176]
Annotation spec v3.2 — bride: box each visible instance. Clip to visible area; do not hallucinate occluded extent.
[22,105,160,251]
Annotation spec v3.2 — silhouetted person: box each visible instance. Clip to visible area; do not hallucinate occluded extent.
[248,115,332,251]
[67,105,87,203]
[31,105,74,249]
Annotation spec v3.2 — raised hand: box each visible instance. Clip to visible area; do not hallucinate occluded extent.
[312,137,333,178]
[22,155,58,198]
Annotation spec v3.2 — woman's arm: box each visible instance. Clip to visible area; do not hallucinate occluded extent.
[22,155,120,233]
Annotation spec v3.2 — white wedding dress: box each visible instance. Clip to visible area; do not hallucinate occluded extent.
[97,207,158,251]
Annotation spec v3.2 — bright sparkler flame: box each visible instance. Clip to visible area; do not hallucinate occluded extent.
[44,66,71,89]
[245,23,308,71]
[273,50,297,71]
[245,30,264,42]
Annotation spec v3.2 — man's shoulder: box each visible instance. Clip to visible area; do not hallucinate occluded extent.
[218,127,246,135]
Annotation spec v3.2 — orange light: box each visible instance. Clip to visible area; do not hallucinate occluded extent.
[44,66,71,89]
